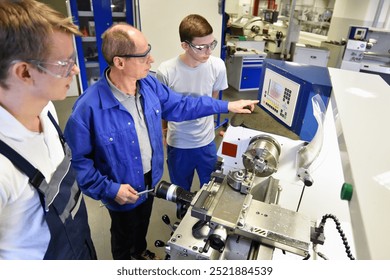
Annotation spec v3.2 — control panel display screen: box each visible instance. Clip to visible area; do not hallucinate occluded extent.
[260,68,301,126]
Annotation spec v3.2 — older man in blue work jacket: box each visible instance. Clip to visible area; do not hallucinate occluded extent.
[64,22,258,260]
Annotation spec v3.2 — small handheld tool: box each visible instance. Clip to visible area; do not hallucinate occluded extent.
[137,188,155,196]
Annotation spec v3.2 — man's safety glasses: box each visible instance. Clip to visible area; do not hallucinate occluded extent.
[25,53,77,78]
[114,44,152,62]
[185,40,218,54]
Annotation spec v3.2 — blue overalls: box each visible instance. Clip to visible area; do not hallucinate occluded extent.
[0,112,96,260]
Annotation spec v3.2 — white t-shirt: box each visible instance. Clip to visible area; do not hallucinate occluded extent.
[156,55,228,149]
[0,102,64,259]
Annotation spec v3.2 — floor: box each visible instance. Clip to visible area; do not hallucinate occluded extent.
[53,86,262,260]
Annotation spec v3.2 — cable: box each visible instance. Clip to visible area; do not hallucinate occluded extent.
[317,214,355,260]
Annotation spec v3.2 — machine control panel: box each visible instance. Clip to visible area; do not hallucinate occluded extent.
[260,68,300,126]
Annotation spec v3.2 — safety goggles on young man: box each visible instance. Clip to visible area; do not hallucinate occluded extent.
[185,40,218,54]
[25,52,77,79]
[115,44,152,63]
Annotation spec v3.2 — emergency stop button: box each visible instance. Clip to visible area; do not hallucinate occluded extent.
[340,183,353,201]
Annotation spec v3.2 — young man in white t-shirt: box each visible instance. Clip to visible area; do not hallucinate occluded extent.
[156,14,228,191]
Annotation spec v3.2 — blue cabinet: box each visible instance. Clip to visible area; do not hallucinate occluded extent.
[226,53,266,91]
[69,0,134,92]
[241,66,263,90]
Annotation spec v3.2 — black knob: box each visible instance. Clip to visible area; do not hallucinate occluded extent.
[155,240,165,247]
[162,214,171,225]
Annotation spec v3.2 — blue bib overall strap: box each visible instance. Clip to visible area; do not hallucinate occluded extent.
[0,139,45,208]
[47,111,66,152]
[0,112,97,260]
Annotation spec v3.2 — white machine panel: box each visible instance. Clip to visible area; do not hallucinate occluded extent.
[340,40,367,72]
[292,44,330,67]
[260,68,301,127]
[329,68,390,259]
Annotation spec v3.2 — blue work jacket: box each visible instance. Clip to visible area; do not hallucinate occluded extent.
[64,71,228,211]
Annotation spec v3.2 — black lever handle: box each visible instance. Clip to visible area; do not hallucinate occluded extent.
[154,240,165,247]
[162,214,171,225]
[162,214,175,232]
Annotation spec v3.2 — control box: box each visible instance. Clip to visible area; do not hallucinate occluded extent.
[258,59,332,141]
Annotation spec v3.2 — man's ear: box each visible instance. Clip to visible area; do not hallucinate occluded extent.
[181,41,188,51]
[113,57,124,68]
[13,62,32,81]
